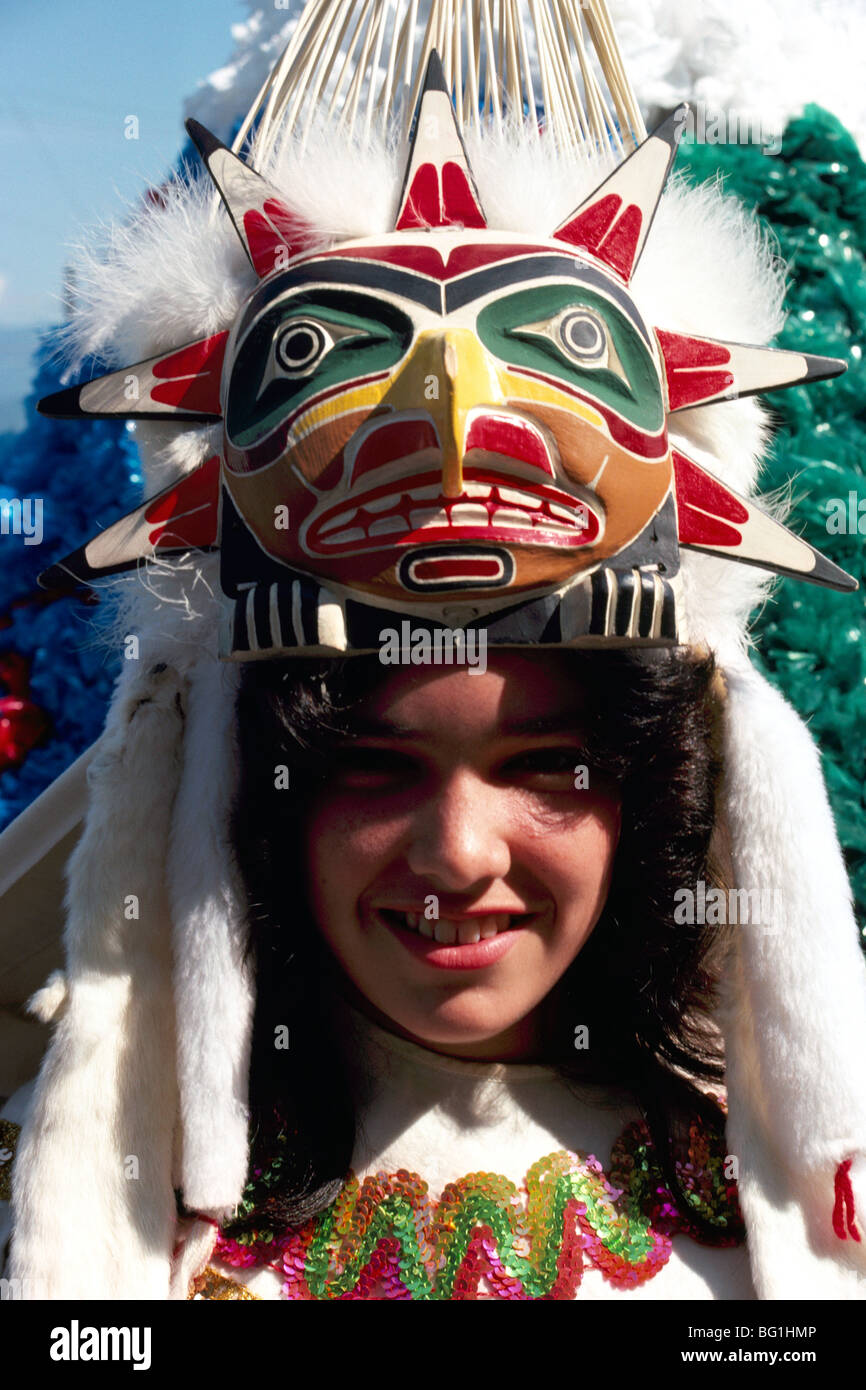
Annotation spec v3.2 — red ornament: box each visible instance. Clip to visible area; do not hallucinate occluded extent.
[0,651,52,772]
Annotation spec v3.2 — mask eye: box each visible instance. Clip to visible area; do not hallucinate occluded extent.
[509,305,626,379]
[558,310,606,363]
[255,317,340,400]
[275,320,333,376]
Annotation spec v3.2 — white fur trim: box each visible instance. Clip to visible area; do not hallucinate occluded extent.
[8,663,187,1298]
[167,657,253,1214]
[26,971,69,1025]
[168,1218,219,1300]
[719,657,866,1292]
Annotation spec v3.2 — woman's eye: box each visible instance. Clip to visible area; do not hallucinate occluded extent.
[275,320,332,375]
[330,747,420,788]
[500,748,586,785]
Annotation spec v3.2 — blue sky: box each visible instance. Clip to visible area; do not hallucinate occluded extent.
[0,0,247,331]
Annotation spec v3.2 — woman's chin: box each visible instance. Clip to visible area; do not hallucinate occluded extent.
[368,992,545,1060]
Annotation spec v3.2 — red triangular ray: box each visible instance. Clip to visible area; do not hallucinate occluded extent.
[673,447,857,591]
[38,333,228,422]
[556,194,643,282]
[149,334,227,412]
[242,197,318,279]
[553,107,685,282]
[395,52,487,232]
[657,329,846,411]
[37,456,221,593]
[186,119,318,279]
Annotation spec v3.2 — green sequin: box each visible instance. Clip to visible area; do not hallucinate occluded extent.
[212,1114,743,1300]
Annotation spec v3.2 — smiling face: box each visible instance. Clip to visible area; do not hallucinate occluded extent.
[221,232,672,602]
[303,652,622,1058]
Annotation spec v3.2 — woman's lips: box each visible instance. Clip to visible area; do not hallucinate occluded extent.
[373,906,536,971]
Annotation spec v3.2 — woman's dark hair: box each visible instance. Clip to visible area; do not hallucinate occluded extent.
[222,645,738,1242]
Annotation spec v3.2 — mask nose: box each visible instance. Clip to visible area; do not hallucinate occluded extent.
[384,329,507,497]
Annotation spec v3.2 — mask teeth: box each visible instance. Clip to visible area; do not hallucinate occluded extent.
[315,482,589,550]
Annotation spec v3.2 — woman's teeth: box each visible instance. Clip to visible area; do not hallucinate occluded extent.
[387,911,519,943]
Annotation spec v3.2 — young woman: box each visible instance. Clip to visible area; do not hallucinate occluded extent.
[2,2,865,1305]
[178,644,754,1298]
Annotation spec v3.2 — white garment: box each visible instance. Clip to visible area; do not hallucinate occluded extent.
[191,1003,756,1300]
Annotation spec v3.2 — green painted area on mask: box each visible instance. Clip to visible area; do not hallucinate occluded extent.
[476,283,664,432]
[227,292,413,447]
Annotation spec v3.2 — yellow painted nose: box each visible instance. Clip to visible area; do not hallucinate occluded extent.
[384,329,507,497]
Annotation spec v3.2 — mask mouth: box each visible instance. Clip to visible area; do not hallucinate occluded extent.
[303,467,600,557]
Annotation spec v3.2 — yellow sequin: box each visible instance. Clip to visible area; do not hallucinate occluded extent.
[189,1266,261,1300]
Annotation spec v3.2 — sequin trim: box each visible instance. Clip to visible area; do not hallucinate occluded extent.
[198,1118,743,1301]
[189,1266,261,1300]
[0,1118,20,1203]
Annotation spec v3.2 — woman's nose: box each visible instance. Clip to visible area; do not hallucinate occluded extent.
[405,770,511,890]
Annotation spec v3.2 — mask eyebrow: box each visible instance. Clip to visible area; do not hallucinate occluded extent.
[445,256,652,346]
[242,259,444,323]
